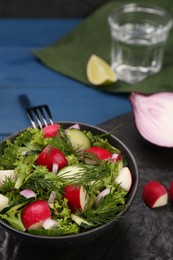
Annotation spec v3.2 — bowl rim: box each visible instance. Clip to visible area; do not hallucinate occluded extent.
[0,121,139,242]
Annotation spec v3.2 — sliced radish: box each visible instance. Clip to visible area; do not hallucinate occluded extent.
[0,194,9,212]
[95,188,110,206]
[129,92,173,147]
[20,189,36,199]
[21,200,51,230]
[143,180,168,208]
[86,146,111,160]
[169,181,173,201]
[84,146,111,164]
[35,145,68,172]
[42,218,58,229]
[0,170,17,186]
[64,184,89,213]
[42,124,60,138]
[115,167,132,192]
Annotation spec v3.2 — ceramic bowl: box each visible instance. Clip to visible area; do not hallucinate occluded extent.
[0,122,138,247]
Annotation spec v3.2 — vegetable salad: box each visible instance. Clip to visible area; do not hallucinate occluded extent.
[0,124,131,236]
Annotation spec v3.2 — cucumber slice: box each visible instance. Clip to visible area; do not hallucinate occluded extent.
[66,129,91,150]
[71,214,93,229]
[58,165,84,179]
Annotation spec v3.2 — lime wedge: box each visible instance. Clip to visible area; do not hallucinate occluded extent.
[86,54,117,86]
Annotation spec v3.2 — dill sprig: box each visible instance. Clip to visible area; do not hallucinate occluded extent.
[63,163,111,188]
[81,187,127,226]
[0,177,15,193]
[0,140,19,169]
[46,127,78,156]
[22,172,62,194]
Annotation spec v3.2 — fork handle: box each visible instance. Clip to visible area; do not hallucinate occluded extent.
[18,94,32,109]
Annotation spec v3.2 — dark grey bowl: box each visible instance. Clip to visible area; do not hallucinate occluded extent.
[0,122,138,247]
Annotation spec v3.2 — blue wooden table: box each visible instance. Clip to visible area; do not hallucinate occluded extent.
[0,19,131,138]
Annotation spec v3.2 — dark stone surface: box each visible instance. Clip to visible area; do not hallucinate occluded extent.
[0,0,110,18]
[1,112,173,259]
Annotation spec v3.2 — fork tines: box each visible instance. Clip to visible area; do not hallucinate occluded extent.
[26,105,53,129]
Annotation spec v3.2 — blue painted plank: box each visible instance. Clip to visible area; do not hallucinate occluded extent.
[0,19,131,137]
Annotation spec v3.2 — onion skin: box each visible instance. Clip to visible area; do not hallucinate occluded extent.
[111,153,121,162]
[20,189,36,199]
[129,92,173,147]
[69,124,80,129]
[95,188,110,206]
[48,191,56,204]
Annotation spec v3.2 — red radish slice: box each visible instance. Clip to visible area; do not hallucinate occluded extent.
[21,200,51,230]
[85,146,111,161]
[143,180,168,208]
[35,145,68,172]
[42,124,60,138]
[20,189,36,199]
[115,167,132,192]
[0,194,9,212]
[64,184,89,213]
[95,188,110,206]
[169,181,173,201]
[129,92,173,147]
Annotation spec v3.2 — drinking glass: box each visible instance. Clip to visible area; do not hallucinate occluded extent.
[108,3,172,84]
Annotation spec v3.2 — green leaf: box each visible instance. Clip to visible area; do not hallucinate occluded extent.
[81,186,127,226]
[28,223,79,236]
[0,202,27,232]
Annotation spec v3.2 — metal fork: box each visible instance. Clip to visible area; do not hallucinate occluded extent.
[18,95,54,129]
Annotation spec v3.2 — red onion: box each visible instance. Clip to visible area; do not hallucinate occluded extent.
[111,153,121,162]
[129,92,173,147]
[20,189,36,199]
[69,124,80,129]
[95,188,110,206]
[48,191,56,204]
